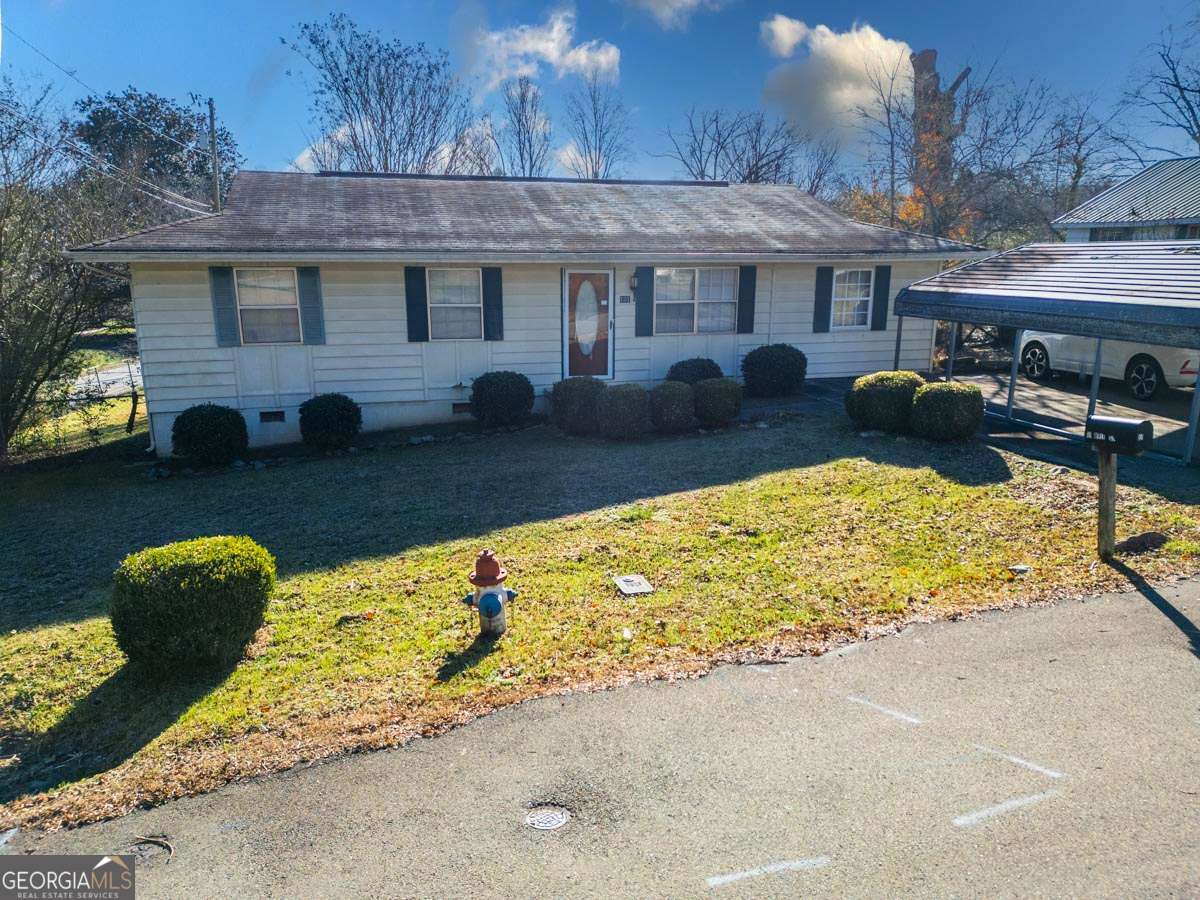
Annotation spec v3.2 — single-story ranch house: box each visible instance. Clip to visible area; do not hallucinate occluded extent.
[69,171,978,453]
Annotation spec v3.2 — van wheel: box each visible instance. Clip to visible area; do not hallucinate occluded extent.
[1125,355,1164,401]
[1021,342,1052,381]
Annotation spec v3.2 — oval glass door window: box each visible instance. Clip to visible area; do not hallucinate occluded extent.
[575,280,599,358]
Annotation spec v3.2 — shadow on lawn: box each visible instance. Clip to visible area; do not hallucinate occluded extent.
[0,663,229,807]
[4,413,1015,635]
[435,633,502,682]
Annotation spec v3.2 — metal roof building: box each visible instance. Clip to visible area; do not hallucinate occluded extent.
[1054,157,1200,229]
[894,240,1200,462]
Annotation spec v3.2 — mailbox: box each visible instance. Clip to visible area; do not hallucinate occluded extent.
[1085,415,1154,456]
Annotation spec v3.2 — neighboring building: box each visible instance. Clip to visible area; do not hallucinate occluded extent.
[1055,157,1200,242]
[69,171,976,454]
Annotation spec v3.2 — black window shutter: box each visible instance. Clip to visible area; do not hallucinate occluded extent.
[736,266,757,334]
[404,266,429,342]
[296,267,326,345]
[634,266,654,336]
[209,266,241,347]
[813,266,833,333]
[870,265,892,332]
[482,267,504,341]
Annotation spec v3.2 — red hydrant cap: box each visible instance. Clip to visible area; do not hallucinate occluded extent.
[469,549,507,587]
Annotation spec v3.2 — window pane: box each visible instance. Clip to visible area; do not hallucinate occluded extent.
[698,302,736,333]
[834,269,872,301]
[240,308,301,343]
[236,269,297,306]
[655,302,695,334]
[833,298,869,327]
[698,268,736,302]
[430,305,482,340]
[429,268,481,305]
[655,268,695,302]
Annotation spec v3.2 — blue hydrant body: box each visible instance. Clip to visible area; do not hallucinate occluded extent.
[461,549,516,636]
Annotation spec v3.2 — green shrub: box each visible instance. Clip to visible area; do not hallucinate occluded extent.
[597,383,651,440]
[110,536,276,672]
[665,357,723,385]
[651,381,696,434]
[741,344,808,397]
[549,377,606,435]
[844,371,925,433]
[910,382,985,441]
[693,377,743,427]
[470,371,535,428]
[299,393,362,451]
[172,403,248,466]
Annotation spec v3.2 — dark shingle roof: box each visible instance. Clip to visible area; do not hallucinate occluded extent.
[70,170,976,259]
[1054,157,1200,227]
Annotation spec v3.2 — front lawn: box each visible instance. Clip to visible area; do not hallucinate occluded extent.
[2,407,1198,829]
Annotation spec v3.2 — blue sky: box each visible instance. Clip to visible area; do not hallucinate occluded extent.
[5,0,1195,180]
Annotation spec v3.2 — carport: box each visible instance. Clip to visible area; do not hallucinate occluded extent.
[893,241,1200,463]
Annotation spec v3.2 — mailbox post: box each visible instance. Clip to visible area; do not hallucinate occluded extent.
[1084,416,1154,560]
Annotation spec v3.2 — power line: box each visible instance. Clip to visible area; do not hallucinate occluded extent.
[2,22,213,163]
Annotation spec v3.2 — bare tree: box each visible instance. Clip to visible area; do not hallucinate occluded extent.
[0,82,129,458]
[1129,26,1200,154]
[562,72,631,180]
[857,48,913,226]
[664,108,744,181]
[287,14,473,173]
[795,137,842,199]
[493,77,552,178]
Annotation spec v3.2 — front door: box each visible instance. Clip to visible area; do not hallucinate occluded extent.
[564,270,613,378]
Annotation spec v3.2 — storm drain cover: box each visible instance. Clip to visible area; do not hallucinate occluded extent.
[524,805,571,831]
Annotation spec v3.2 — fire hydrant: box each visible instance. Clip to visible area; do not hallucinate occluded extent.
[461,549,517,637]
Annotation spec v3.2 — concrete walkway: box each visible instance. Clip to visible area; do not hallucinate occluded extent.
[8,577,1200,898]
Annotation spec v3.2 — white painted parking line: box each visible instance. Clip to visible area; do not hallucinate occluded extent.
[845,694,923,725]
[706,856,831,889]
[953,790,1059,828]
[975,745,1066,779]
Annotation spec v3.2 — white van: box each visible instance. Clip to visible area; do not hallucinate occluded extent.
[1019,332,1198,401]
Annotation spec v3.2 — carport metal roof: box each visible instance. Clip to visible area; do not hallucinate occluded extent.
[893,240,1200,464]
[894,240,1200,349]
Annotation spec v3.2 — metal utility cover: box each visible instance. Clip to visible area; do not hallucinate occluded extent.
[614,574,654,595]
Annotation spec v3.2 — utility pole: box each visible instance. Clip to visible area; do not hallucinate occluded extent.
[208,97,221,212]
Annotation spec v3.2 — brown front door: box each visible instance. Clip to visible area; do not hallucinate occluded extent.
[566,271,611,378]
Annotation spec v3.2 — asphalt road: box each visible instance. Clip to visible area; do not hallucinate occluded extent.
[7,577,1200,898]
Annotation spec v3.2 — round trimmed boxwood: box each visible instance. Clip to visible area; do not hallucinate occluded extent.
[597,383,651,440]
[693,377,743,427]
[910,382,985,441]
[665,357,723,385]
[844,370,925,433]
[651,381,695,434]
[741,344,808,398]
[299,393,362,451]
[110,536,276,672]
[549,377,606,435]
[172,403,248,466]
[469,371,535,428]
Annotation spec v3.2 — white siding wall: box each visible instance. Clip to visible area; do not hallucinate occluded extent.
[132,259,939,455]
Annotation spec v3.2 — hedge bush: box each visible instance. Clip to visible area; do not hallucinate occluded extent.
[549,377,606,435]
[651,381,696,434]
[693,377,743,427]
[844,370,925,433]
[597,383,652,440]
[299,393,362,451]
[741,344,808,398]
[665,357,723,385]
[172,403,248,466]
[110,536,276,672]
[910,382,985,441]
[469,371,535,428]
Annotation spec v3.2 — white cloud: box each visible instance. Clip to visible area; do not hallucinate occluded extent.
[474,8,620,92]
[554,140,584,175]
[292,124,350,172]
[761,20,913,149]
[625,0,730,30]
[759,13,808,58]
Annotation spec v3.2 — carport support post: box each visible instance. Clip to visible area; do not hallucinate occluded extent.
[893,315,904,370]
[1006,329,1022,419]
[1087,339,1104,420]
[1097,448,1117,560]
[945,322,958,380]
[1186,369,1200,465]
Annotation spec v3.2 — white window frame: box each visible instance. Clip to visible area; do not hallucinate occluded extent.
[831,268,874,331]
[426,267,484,342]
[233,267,303,346]
[652,266,739,336]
